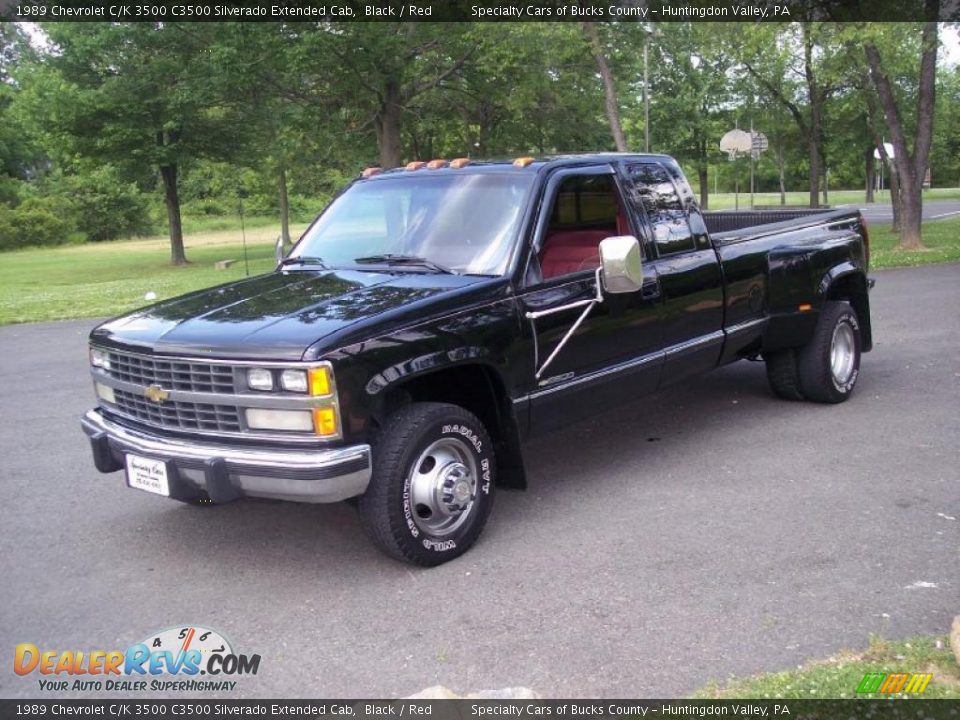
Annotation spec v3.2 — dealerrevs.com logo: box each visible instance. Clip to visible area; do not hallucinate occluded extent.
[14,625,261,693]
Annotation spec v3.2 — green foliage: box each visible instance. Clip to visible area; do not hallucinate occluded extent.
[0,196,76,250]
[47,166,151,241]
[0,20,953,257]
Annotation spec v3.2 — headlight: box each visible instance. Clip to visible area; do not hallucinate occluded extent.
[280,369,308,393]
[90,348,111,370]
[247,368,274,391]
[245,409,314,432]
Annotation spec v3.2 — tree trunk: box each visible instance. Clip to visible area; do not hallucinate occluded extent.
[865,147,875,203]
[697,162,709,210]
[582,22,627,152]
[160,164,187,265]
[801,26,820,208]
[864,15,937,250]
[777,139,786,205]
[898,172,923,248]
[375,78,404,169]
[888,160,902,232]
[278,166,290,249]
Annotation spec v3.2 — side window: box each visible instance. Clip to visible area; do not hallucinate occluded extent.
[537,174,624,281]
[627,163,696,257]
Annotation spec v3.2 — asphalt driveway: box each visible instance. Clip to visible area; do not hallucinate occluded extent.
[1,263,957,699]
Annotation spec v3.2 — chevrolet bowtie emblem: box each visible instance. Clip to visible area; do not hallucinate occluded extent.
[144,384,170,403]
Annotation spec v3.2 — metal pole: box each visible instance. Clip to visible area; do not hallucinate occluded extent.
[643,36,650,153]
[239,197,249,277]
[749,121,753,209]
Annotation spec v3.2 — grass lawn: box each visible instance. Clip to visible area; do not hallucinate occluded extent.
[696,635,960,699]
[869,215,960,268]
[705,187,960,210]
[0,223,306,325]
[0,211,957,326]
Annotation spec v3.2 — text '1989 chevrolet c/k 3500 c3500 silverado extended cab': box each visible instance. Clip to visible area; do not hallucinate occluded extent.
[82,153,874,565]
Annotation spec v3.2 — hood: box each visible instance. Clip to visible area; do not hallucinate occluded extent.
[91,269,504,361]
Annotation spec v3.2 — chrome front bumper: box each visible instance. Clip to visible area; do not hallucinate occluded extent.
[80,409,371,504]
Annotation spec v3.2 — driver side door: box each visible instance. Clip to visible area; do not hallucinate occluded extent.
[516,166,664,435]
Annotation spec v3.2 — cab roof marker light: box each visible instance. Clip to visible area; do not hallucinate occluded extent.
[799,303,813,312]
[513,157,535,168]
[406,161,427,171]
[361,167,382,178]
[449,158,470,169]
[426,159,448,169]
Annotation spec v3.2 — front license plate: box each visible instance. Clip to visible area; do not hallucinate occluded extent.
[125,454,170,497]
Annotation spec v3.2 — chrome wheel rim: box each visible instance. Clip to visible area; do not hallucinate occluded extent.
[830,322,856,386]
[408,437,478,537]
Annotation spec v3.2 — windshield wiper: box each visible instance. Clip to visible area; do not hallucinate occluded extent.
[280,256,328,269]
[354,254,458,275]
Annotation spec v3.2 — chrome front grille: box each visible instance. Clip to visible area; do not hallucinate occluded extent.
[113,389,242,433]
[107,351,235,394]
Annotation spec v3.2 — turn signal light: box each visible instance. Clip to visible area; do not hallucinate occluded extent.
[313,407,338,436]
[308,367,331,396]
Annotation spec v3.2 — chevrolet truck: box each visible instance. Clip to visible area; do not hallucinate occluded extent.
[82,154,873,565]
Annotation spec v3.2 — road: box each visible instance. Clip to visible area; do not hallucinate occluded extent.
[1,263,957,700]
[853,199,960,225]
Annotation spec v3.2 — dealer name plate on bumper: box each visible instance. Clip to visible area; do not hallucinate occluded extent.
[125,454,170,497]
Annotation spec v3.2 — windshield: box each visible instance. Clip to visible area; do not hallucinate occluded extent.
[291,173,535,275]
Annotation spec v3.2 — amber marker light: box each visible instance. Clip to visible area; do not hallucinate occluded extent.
[426,159,448,169]
[406,161,427,171]
[313,407,338,437]
[361,167,382,178]
[308,367,331,396]
[449,158,470,168]
[512,157,535,168]
[798,303,813,312]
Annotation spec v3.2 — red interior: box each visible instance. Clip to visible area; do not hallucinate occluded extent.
[538,206,629,280]
[539,230,608,278]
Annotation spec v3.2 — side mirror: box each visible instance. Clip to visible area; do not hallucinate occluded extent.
[275,236,285,267]
[599,235,643,294]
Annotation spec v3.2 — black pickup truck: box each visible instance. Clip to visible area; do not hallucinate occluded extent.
[82,153,872,565]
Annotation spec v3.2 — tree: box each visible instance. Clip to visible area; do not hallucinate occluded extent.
[862,17,939,249]
[730,23,846,207]
[311,23,474,169]
[646,23,736,208]
[581,22,627,152]
[26,23,253,264]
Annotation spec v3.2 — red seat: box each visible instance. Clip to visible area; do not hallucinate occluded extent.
[539,229,609,279]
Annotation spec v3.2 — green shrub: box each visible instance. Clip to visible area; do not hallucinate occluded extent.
[50,167,152,241]
[0,197,75,250]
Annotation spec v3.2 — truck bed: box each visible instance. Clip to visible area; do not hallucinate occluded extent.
[704,208,859,243]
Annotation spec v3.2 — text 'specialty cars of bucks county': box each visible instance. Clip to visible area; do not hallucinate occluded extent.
[82,153,874,566]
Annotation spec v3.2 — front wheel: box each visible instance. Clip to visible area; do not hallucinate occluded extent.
[797,301,862,403]
[357,402,496,566]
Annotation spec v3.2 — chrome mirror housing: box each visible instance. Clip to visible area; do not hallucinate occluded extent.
[599,235,643,294]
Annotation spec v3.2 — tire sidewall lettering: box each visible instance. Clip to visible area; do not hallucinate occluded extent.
[401,419,494,554]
